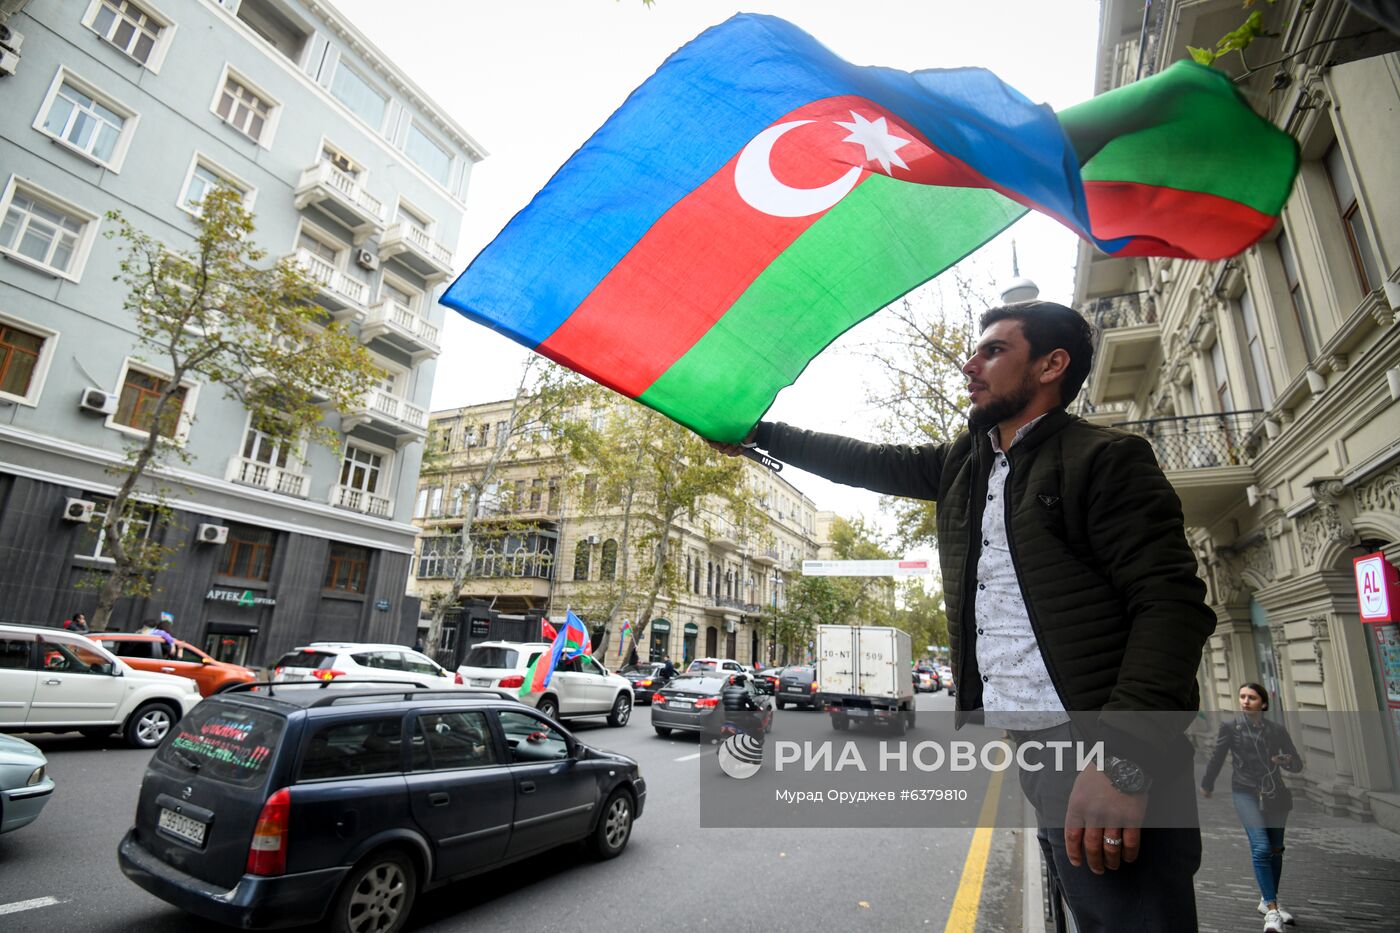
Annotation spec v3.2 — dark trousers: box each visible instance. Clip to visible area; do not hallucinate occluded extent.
[1016,723,1202,933]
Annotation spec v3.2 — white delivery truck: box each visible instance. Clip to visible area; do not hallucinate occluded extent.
[815,624,916,732]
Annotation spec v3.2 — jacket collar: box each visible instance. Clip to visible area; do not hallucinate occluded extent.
[970,406,1075,460]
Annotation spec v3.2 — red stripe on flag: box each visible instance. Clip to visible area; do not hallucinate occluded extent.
[1084,180,1277,260]
[538,96,997,399]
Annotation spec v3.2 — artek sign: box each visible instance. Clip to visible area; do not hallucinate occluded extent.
[1353,552,1400,623]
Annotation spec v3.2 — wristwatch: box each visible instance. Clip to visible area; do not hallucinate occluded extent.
[1104,755,1153,794]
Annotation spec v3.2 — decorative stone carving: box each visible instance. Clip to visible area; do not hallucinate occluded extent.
[1208,554,1244,606]
[1296,481,1352,567]
[1241,539,1276,583]
[1308,616,1328,687]
[1356,464,1400,516]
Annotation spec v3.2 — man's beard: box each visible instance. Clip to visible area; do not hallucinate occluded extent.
[968,372,1038,427]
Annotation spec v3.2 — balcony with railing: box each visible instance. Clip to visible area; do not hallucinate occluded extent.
[1112,409,1261,526]
[293,249,368,320]
[331,484,393,517]
[705,595,763,616]
[751,546,780,567]
[361,299,441,362]
[342,387,429,445]
[225,456,310,498]
[1081,291,1162,406]
[293,161,385,241]
[380,221,454,282]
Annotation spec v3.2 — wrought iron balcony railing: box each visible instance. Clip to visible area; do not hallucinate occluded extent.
[1082,291,1158,332]
[707,596,762,614]
[416,544,556,581]
[1112,410,1262,471]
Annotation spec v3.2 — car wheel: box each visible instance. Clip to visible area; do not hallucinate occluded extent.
[607,693,632,727]
[588,790,634,859]
[125,702,177,748]
[654,726,672,736]
[329,847,417,933]
[775,699,786,710]
[536,696,559,720]
[831,715,849,731]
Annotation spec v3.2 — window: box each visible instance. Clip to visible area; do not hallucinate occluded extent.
[221,525,274,580]
[404,122,451,187]
[297,227,341,265]
[0,321,48,402]
[382,278,418,314]
[1209,339,1234,413]
[573,541,590,581]
[601,539,619,581]
[180,156,249,214]
[0,637,32,670]
[39,638,115,675]
[340,445,382,494]
[476,423,489,446]
[38,73,134,168]
[428,487,444,516]
[412,711,497,770]
[330,60,387,129]
[414,487,430,518]
[86,0,167,67]
[298,718,402,781]
[1276,234,1315,360]
[1324,144,1382,293]
[242,422,295,469]
[325,543,369,593]
[395,203,431,236]
[115,366,188,438]
[106,638,159,659]
[0,184,94,278]
[1239,291,1273,409]
[529,479,543,511]
[497,710,569,762]
[76,497,153,561]
[495,420,508,446]
[214,71,275,144]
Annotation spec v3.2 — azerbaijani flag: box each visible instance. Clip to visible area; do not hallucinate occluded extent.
[519,610,592,699]
[442,14,1297,443]
[618,618,633,659]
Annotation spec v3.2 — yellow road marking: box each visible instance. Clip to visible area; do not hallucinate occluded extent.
[943,769,1005,933]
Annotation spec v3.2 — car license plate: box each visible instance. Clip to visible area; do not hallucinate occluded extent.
[471,679,491,687]
[784,686,805,693]
[159,807,207,846]
[670,698,692,707]
[847,708,868,717]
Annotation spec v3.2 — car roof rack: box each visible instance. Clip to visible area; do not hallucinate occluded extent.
[224,678,431,697]
[221,680,517,707]
[309,687,519,708]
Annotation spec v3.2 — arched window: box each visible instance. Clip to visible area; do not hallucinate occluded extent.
[512,545,529,576]
[600,539,619,580]
[573,542,590,581]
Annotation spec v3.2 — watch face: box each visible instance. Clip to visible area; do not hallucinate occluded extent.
[1108,757,1149,794]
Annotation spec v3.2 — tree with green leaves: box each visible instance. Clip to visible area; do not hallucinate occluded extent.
[781,515,898,648]
[92,188,377,630]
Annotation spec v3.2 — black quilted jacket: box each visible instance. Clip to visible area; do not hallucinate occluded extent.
[755,408,1215,773]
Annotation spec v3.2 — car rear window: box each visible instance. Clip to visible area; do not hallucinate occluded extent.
[462,646,518,669]
[276,650,336,670]
[159,702,285,787]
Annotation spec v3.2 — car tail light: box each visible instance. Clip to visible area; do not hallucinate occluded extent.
[454,672,464,685]
[273,667,283,676]
[499,674,525,689]
[810,681,819,693]
[652,692,666,704]
[695,696,720,709]
[246,788,291,876]
[312,669,345,682]
[639,679,653,687]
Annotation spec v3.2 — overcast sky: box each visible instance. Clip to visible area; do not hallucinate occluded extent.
[331,0,1102,536]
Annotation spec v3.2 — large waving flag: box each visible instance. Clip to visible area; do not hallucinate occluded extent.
[618,618,633,660]
[520,610,593,699]
[442,14,1297,444]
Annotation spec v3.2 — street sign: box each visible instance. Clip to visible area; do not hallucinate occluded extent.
[1354,552,1400,623]
[801,559,931,577]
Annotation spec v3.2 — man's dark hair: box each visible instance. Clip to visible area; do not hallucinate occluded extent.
[979,300,1095,407]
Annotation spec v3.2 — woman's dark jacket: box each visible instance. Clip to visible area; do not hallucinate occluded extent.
[1201,717,1303,796]
[755,409,1215,774]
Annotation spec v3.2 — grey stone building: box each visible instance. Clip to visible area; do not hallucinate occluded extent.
[0,0,482,666]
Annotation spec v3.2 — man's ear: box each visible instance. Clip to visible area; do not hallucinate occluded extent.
[1040,349,1071,385]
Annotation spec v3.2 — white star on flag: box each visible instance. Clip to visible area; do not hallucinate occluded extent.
[835,111,912,175]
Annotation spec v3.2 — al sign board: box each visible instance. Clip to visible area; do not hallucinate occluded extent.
[1353,552,1400,623]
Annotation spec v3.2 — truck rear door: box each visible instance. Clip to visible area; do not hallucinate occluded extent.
[857,628,894,698]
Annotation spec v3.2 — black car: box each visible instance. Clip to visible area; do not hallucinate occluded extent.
[118,682,646,932]
[774,666,819,710]
[618,662,674,705]
[650,672,772,736]
[752,666,786,695]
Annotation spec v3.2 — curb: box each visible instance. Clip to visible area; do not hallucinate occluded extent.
[1022,796,1046,933]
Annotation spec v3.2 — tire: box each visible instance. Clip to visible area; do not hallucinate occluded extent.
[654,726,672,736]
[775,699,786,710]
[831,715,849,731]
[588,790,634,859]
[607,692,632,727]
[536,696,559,720]
[125,702,177,749]
[328,847,417,933]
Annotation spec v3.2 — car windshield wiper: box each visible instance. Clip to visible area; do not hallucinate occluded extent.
[170,748,201,772]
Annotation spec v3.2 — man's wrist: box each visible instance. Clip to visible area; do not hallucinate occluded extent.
[1104,755,1153,794]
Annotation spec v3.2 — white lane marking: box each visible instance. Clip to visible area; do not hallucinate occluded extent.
[674,752,702,762]
[0,897,63,917]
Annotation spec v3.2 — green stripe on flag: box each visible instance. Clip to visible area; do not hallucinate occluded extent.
[639,177,1025,442]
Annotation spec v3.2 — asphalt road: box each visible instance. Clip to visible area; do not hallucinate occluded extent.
[0,691,1025,932]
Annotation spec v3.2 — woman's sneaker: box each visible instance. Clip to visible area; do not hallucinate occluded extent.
[1258,901,1295,924]
[1263,909,1285,932]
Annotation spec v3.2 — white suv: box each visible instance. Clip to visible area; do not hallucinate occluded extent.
[686,657,745,674]
[457,640,634,726]
[271,642,463,687]
[0,623,201,748]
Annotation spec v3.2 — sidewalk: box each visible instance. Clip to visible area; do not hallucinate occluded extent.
[1194,790,1400,932]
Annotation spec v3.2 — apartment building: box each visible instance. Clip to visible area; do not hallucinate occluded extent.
[1077,0,1399,826]
[0,0,482,665]
[411,398,823,667]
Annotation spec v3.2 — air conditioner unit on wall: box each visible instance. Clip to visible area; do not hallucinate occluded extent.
[725,620,737,634]
[0,47,17,78]
[63,498,95,523]
[0,24,24,52]
[197,523,229,544]
[78,387,118,415]
[587,534,600,545]
[355,248,379,271]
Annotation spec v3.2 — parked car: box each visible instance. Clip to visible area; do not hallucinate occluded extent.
[651,672,772,736]
[0,733,54,835]
[457,641,634,726]
[913,667,940,693]
[685,657,744,674]
[91,633,256,697]
[0,623,201,748]
[618,662,674,705]
[272,643,463,688]
[774,665,819,710]
[938,666,955,696]
[118,683,645,932]
[752,666,786,695]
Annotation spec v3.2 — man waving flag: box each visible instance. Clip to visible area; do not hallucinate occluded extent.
[520,610,592,699]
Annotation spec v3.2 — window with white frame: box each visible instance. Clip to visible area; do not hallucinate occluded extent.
[180,155,250,214]
[1209,338,1234,413]
[0,317,56,405]
[381,277,419,315]
[75,497,154,561]
[37,73,136,168]
[214,71,275,144]
[1238,290,1273,410]
[1324,143,1382,294]
[242,420,298,470]
[85,0,170,68]
[340,444,383,494]
[395,202,432,236]
[1276,233,1316,360]
[329,59,387,130]
[0,183,96,279]
[403,121,451,187]
[297,227,341,263]
[114,364,191,439]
